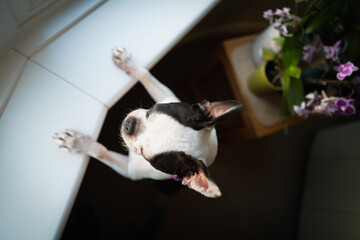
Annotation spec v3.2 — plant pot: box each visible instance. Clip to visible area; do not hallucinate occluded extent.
[251,26,281,67]
[248,61,282,95]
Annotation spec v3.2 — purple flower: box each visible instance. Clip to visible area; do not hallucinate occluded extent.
[315,101,337,116]
[264,7,291,35]
[274,7,291,21]
[335,98,356,116]
[305,91,322,107]
[294,102,310,118]
[263,9,274,23]
[324,40,341,62]
[274,19,288,36]
[302,44,316,64]
[333,61,359,80]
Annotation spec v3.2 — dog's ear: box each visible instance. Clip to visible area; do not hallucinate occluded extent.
[201,100,243,127]
[148,100,242,130]
[181,168,221,198]
[148,151,221,198]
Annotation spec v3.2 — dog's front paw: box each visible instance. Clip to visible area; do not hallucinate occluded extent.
[53,129,92,154]
[112,47,147,79]
[112,47,134,72]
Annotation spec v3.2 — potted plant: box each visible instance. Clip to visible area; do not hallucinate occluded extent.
[248,0,360,117]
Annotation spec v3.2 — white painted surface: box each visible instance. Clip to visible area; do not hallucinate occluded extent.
[0,61,107,240]
[33,0,219,108]
[0,0,219,239]
[6,0,57,26]
[12,0,104,57]
[0,49,27,116]
[0,0,18,57]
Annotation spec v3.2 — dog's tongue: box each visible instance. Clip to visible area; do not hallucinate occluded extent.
[171,175,181,181]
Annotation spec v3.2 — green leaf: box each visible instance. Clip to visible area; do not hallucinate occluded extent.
[304,0,344,34]
[262,48,277,61]
[302,0,324,17]
[281,73,291,116]
[272,37,285,47]
[286,66,302,78]
[345,31,360,62]
[287,77,304,116]
[281,35,303,69]
[295,0,308,3]
[281,73,304,116]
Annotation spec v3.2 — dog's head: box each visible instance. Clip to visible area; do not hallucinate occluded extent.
[121,100,242,197]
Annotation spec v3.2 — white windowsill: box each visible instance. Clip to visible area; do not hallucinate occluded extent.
[0,1,220,239]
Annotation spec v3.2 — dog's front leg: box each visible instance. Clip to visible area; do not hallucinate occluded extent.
[53,129,130,178]
[112,47,179,103]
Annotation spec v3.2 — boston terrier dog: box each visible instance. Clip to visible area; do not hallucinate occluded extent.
[53,48,242,198]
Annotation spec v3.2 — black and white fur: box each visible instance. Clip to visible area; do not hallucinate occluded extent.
[53,48,242,198]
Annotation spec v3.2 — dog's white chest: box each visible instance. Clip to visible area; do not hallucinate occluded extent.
[139,113,218,166]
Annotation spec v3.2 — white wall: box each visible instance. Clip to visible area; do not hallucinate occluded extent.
[0,0,18,57]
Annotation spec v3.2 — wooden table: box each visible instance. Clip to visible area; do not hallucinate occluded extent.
[220,35,299,139]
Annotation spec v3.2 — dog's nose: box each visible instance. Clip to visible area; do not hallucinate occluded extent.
[123,117,137,135]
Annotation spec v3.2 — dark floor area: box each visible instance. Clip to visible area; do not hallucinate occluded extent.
[61,1,357,239]
[62,83,350,240]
